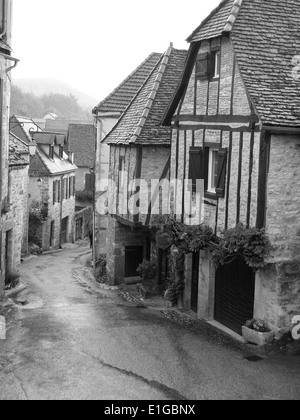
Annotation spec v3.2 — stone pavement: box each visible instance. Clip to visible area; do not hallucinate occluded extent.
[0,242,300,400]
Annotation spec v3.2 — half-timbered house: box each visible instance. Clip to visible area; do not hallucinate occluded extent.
[93,52,163,258]
[104,45,187,285]
[162,0,300,336]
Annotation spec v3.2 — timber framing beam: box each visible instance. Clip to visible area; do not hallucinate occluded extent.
[172,114,259,124]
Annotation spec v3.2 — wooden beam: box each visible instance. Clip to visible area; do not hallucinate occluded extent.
[236,132,244,224]
[133,147,143,225]
[172,124,260,133]
[230,55,236,116]
[256,131,271,229]
[225,132,233,230]
[246,129,255,228]
[172,114,259,124]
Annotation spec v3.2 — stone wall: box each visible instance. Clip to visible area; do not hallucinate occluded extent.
[1,165,29,285]
[0,53,13,299]
[254,134,300,334]
[106,215,148,285]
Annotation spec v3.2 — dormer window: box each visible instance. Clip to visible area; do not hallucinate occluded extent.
[59,145,64,158]
[49,145,54,160]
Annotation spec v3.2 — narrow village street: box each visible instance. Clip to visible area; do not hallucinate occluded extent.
[0,242,299,401]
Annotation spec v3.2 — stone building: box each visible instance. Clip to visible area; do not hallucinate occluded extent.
[1,133,30,289]
[0,0,20,299]
[104,45,187,285]
[28,131,77,251]
[162,0,300,337]
[92,52,163,259]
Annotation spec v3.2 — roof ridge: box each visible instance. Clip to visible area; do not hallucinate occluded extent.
[9,131,30,148]
[129,45,174,144]
[95,52,162,112]
[105,55,164,144]
[223,0,243,32]
[186,0,230,42]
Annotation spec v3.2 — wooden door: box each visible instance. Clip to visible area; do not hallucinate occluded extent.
[191,252,200,313]
[214,258,255,335]
[61,217,68,245]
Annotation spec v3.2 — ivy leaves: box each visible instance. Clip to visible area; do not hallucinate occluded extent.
[151,217,272,271]
[211,224,272,270]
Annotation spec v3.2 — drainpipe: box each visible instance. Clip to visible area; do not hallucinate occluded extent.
[59,175,64,249]
[0,0,7,40]
[92,120,98,269]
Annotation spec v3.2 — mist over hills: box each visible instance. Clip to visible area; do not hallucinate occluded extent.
[12,78,98,110]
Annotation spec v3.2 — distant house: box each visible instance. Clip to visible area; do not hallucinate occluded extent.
[10,115,43,143]
[103,45,188,285]
[28,131,77,250]
[162,0,300,337]
[45,118,93,135]
[92,52,163,257]
[66,123,95,193]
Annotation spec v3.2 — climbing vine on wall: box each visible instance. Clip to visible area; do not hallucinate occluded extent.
[28,200,48,247]
[151,217,272,271]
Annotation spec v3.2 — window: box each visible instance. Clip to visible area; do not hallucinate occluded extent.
[49,145,54,160]
[212,51,221,79]
[188,146,227,198]
[207,149,219,193]
[195,50,221,80]
[53,180,61,204]
[59,145,64,158]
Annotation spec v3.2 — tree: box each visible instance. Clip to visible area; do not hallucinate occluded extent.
[10,85,45,117]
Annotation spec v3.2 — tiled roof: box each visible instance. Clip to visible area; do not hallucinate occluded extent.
[231,0,300,127]
[94,53,163,114]
[10,115,43,143]
[9,133,29,166]
[187,0,236,42]
[104,46,188,146]
[33,132,67,145]
[30,146,77,176]
[67,124,95,167]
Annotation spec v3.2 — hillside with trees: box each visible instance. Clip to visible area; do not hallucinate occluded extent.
[10,84,94,120]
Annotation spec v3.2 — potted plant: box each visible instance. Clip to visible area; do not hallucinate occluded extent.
[242,319,274,346]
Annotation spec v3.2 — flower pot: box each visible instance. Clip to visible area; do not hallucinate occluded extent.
[242,326,274,346]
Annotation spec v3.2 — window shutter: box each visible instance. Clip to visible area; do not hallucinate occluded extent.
[188,147,205,192]
[216,148,228,198]
[58,180,61,203]
[196,53,211,80]
[73,176,76,196]
[66,179,68,199]
[53,181,56,204]
[204,147,209,192]
[69,177,72,198]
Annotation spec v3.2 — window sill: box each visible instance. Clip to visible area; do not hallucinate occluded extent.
[204,191,218,201]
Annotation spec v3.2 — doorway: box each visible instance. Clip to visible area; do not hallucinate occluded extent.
[61,217,69,245]
[214,258,255,335]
